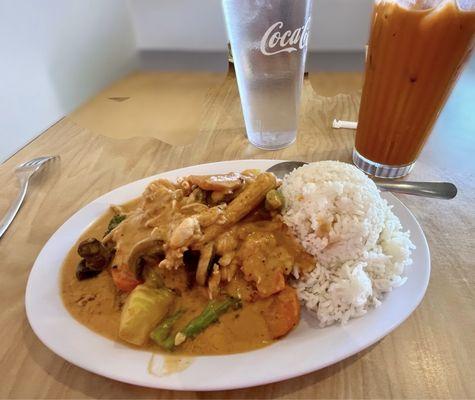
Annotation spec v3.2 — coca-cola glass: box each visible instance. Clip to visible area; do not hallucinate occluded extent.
[222,0,313,150]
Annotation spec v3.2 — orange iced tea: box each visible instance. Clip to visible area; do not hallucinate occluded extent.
[354,0,475,177]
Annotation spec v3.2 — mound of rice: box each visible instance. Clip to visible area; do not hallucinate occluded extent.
[281,161,415,326]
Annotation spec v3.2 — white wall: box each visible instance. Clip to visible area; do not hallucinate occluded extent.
[128,0,373,52]
[129,0,228,51]
[0,0,138,163]
[311,0,373,51]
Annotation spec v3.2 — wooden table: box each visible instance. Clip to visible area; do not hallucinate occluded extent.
[0,65,474,399]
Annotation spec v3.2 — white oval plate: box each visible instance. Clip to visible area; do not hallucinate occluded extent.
[26,160,430,391]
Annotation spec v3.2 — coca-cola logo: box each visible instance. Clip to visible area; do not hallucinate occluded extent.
[260,17,311,56]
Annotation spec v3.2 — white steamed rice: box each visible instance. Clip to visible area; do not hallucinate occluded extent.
[281,161,415,326]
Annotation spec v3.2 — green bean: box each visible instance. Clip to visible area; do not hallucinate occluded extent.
[151,297,241,351]
[180,297,241,340]
[104,214,126,236]
[150,310,184,350]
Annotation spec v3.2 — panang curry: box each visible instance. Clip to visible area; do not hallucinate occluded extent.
[61,170,314,355]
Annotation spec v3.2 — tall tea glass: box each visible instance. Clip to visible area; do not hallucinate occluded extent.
[354,0,475,178]
[222,0,312,150]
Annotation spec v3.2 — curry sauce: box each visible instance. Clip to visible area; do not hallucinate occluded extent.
[61,172,314,356]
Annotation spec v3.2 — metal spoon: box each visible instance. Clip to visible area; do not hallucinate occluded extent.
[266,161,457,199]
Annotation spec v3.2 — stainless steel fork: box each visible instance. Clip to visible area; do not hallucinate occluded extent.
[0,156,59,239]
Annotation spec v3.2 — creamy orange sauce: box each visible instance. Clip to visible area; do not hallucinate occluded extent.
[148,354,194,377]
[61,173,314,356]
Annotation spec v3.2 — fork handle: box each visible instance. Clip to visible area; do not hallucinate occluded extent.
[0,177,29,239]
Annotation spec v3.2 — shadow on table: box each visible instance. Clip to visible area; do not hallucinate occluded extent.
[22,315,383,399]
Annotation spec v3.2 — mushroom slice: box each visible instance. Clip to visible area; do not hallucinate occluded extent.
[77,238,113,271]
[187,173,243,192]
[127,238,164,278]
[208,264,221,299]
[196,242,215,286]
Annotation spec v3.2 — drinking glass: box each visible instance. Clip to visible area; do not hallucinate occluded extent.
[354,0,475,178]
[222,0,313,150]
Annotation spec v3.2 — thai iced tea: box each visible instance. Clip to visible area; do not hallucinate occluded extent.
[354,0,475,178]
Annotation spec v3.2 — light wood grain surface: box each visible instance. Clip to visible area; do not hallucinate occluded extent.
[0,64,474,399]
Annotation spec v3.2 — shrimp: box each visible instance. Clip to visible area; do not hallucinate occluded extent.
[262,286,300,339]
